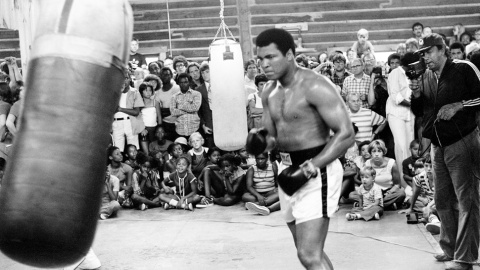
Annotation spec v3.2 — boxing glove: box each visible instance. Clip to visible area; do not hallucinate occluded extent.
[277,166,312,196]
[245,127,268,155]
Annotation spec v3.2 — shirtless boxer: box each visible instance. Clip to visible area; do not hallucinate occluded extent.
[246,28,355,269]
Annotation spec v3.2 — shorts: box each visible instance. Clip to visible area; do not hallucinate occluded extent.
[278,159,342,224]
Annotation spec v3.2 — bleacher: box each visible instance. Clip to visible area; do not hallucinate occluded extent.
[1,0,479,63]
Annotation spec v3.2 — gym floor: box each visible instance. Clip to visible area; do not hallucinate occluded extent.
[1,203,479,270]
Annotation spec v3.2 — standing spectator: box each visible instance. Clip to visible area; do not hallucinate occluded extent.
[138,83,161,155]
[459,32,473,47]
[361,52,376,76]
[387,53,401,71]
[244,59,258,102]
[346,93,386,143]
[172,55,188,81]
[346,48,356,70]
[449,42,466,60]
[405,38,419,53]
[170,73,202,139]
[396,43,406,57]
[351,28,375,58]
[247,74,268,130]
[197,63,214,148]
[422,26,432,37]
[187,62,203,90]
[410,33,480,269]
[342,58,374,108]
[112,74,145,152]
[411,22,424,42]
[147,61,163,77]
[330,53,351,92]
[386,52,418,184]
[318,51,328,64]
[449,23,465,46]
[129,39,146,70]
[156,67,180,141]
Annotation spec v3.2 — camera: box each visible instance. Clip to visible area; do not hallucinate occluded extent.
[406,58,426,80]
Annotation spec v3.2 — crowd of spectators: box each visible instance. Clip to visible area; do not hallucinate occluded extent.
[1,23,480,238]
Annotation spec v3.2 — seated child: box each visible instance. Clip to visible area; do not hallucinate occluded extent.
[107,146,134,208]
[237,147,256,170]
[402,139,420,196]
[196,147,222,196]
[398,156,440,234]
[124,144,139,170]
[242,152,280,216]
[346,166,383,221]
[203,153,246,206]
[187,132,209,178]
[353,140,371,188]
[148,125,173,164]
[99,168,121,220]
[160,156,201,211]
[131,153,163,210]
[165,142,185,174]
[351,28,375,58]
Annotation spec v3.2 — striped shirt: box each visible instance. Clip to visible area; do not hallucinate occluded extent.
[252,163,276,193]
[348,107,386,142]
[342,73,372,108]
[413,171,434,202]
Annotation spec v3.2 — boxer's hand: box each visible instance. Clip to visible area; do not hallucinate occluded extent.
[246,127,268,155]
[300,159,318,179]
[437,102,463,121]
[409,79,421,98]
[277,166,311,196]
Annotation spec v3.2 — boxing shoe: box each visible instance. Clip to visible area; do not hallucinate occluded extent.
[246,128,268,155]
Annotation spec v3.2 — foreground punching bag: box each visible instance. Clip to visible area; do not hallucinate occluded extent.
[209,39,248,151]
[0,0,133,267]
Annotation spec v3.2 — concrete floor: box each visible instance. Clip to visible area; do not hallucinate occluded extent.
[1,203,479,270]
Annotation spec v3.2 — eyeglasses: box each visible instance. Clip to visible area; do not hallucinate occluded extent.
[351,65,362,69]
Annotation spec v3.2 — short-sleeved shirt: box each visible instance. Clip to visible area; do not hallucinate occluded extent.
[166,171,197,197]
[359,183,383,207]
[108,163,133,186]
[402,156,418,180]
[348,107,386,142]
[9,101,20,117]
[102,175,120,204]
[413,171,434,202]
[342,74,372,109]
[129,53,146,68]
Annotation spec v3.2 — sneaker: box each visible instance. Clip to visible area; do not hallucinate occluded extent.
[245,202,270,216]
[345,213,357,221]
[186,203,194,211]
[425,222,441,235]
[163,203,170,210]
[197,196,212,208]
[353,202,359,208]
[99,214,108,220]
[374,213,380,220]
[139,203,147,211]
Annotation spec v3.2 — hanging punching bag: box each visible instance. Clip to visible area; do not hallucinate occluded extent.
[209,39,248,151]
[0,0,132,268]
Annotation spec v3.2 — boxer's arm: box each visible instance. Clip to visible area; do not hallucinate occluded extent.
[260,82,277,152]
[307,76,355,169]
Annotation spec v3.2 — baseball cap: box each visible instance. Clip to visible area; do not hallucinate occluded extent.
[174,137,188,145]
[416,33,446,54]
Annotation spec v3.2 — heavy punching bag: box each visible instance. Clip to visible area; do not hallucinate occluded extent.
[0,0,132,268]
[209,39,248,151]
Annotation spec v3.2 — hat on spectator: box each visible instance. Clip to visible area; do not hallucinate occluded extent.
[174,137,188,145]
[466,42,480,56]
[416,33,446,54]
